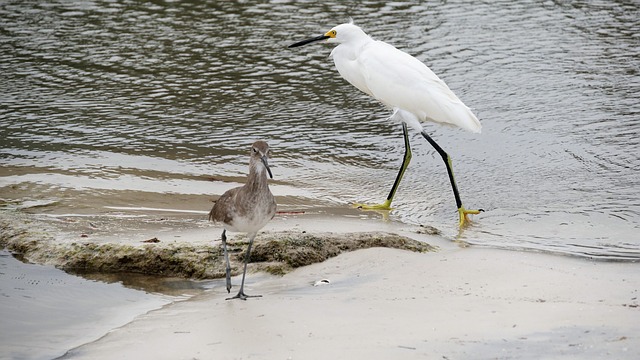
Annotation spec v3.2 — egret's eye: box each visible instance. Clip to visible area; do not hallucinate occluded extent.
[330,30,337,37]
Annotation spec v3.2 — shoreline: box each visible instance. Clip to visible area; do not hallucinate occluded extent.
[1,209,639,359]
[62,246,640,359]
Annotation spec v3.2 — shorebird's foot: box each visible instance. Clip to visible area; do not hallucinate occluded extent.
[459,207,484,227]
[226,291,262,301]
[353,199,393,211]
[225,269,232,294]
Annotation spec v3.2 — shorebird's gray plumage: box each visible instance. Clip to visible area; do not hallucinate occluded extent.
[209,140,276,300]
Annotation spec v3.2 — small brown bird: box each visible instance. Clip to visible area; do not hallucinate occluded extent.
[209,141,277,300]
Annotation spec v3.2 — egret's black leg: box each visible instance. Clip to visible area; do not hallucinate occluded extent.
[385,122,413,203]
[420,131,483,226]
[355,122,412,210]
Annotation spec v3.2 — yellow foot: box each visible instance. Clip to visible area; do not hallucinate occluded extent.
[353,199,393,211]
[458,207,483,227]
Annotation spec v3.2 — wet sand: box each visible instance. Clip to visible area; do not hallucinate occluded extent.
[2,209,639,359]
[62,245,639,359]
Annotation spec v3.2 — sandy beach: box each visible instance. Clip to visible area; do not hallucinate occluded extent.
[61,249,640,359]
[17,213,629,360]
[1,207,639,359]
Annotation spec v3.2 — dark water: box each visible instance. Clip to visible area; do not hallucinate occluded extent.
[1,1,639,260]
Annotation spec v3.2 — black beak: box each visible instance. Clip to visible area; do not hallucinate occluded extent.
[261,156,273,179]
[288,34,330,48]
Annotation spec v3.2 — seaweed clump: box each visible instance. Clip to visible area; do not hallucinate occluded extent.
[1,212,436,279]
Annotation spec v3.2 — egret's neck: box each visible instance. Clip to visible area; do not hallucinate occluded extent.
[330,35,372,60]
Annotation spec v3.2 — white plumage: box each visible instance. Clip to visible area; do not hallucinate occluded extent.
[289,22,483,227]
[327,23,481,133]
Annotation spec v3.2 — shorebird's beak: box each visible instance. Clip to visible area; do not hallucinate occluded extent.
[261,156,273,179]
[288,33,331,48]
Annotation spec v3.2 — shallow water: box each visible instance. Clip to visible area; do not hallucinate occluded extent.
[0,249,208,360]
[1,0,639,260]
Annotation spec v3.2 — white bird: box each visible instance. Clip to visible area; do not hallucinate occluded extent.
[289,22,483,227]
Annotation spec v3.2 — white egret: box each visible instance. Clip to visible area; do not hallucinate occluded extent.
[289,22,482,227]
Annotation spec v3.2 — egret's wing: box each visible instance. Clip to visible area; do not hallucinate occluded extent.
[358,41,481,133]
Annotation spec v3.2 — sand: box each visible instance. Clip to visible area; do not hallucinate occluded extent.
[5,213,640,359]
[49,215,640,360]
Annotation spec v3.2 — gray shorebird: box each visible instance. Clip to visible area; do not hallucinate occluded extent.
[209,141,277,300]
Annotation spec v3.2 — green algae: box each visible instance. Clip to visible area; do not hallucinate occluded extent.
[1,211,437,279]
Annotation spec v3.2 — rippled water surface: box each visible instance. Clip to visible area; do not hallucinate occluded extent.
[1,0,639,259]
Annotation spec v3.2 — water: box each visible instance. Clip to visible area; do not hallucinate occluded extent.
[0,249,204,360]
[1,0,639,260]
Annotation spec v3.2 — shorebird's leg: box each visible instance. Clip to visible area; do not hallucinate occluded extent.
[420,131,483,227]
[221,230,231,293]
[227,233,262,301]
[354,122,411,211]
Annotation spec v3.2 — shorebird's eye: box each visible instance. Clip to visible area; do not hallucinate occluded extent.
[252,148,258,153]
